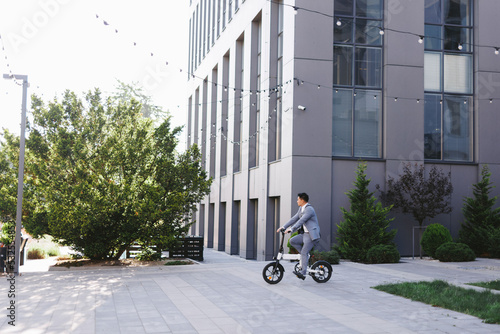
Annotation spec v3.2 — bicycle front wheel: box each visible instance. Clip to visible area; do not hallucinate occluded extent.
[262,262,284,284]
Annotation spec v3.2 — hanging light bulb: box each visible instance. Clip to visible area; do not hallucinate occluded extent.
[495,48,499,55]
[379,28,385,35]
[418,36,424,44]
[458,43,463,50]
[336,18,342,26]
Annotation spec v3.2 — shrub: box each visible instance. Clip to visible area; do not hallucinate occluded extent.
[421,223,452,258]
[135,247,162,261]
[310,249,340,265]
[287,231,300,254]
[46,245,61,257]
[27,247,46,259]
[366,244,400,264]
[488,228,500,258]
[435,242,476,262]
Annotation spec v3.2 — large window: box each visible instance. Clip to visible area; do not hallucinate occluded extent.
[333,0,383,158]
[424,0,473,161]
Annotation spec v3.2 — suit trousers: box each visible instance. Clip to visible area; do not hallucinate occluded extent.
[290,232,319,275]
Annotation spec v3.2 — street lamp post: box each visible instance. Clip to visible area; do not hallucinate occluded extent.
[3,73,28,276]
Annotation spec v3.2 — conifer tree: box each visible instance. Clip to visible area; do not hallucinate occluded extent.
[459,165,500,256]
[337,163,396,262]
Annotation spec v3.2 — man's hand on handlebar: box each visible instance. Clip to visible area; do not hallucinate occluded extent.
[276,227,292,234]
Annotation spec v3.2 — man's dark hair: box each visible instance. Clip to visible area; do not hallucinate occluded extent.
[298,193,309,202]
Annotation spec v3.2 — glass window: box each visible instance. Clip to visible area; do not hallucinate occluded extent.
[355,47,382,87]
[425,0,441,24]
[332,89,353,156]
[335,18,353,43]
[424,0,472,162]
[354,90,381,157]
[356,0,383,19]
[424,94,442,159]
[444,26,471,51]
[333,0,383,158]
[355,19,383,45]
[444,54,472,94]
[444,0,471,26]
[424,52,441,91]
[425,24,441,50]
[334,45,353,86]
[334,0,353,16]
[443,95,471,160]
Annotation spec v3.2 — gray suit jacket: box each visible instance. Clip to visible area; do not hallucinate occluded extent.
[283,204,321,241]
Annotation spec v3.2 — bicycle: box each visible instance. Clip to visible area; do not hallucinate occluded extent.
[262,230,332,284]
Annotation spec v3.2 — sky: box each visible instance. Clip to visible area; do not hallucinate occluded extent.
[0,0,190,149]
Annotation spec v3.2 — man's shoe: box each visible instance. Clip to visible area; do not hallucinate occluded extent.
[293,270,306,280]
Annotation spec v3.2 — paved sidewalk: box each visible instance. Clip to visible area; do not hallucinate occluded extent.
[0,250,499,333]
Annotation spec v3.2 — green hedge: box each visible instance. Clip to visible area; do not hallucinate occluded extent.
[366,244,400,264]
[310,249,340,265]
[435,242,476,262]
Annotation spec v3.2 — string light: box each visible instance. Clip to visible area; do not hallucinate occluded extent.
[458,43,463,51]
[87,8,500,149]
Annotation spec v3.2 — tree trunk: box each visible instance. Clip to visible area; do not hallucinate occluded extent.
[418,220,424,259]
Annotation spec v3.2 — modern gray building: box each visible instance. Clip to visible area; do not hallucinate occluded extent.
[186,0,500,259]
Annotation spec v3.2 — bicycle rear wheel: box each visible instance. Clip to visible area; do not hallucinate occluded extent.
[310,260,332,283]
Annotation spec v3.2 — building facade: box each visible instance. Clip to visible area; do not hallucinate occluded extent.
[186,0,500,260]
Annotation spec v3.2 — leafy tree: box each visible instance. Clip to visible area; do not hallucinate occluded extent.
[459,165,500,256]
[0,130,19,222]
[336,163,396,262]
[379,162,453,258]
[0,221,15,245]
[21,89,211,260]
[111,80,165,120]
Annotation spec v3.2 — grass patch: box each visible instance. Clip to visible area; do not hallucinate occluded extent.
[467,280,500,291]
[373,280,500,324]
[164,260,193,266]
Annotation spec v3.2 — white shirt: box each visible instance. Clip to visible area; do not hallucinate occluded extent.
[301,204,309,233]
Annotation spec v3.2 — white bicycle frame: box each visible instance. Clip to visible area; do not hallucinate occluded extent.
[276,251,321,274]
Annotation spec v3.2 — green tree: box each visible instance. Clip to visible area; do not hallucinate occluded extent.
[336,163,396,262]
[0,130,19,222]
[380,163,453,258]
[22,89,211,260]
[459,165,500,256]
[111,80,165,120]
